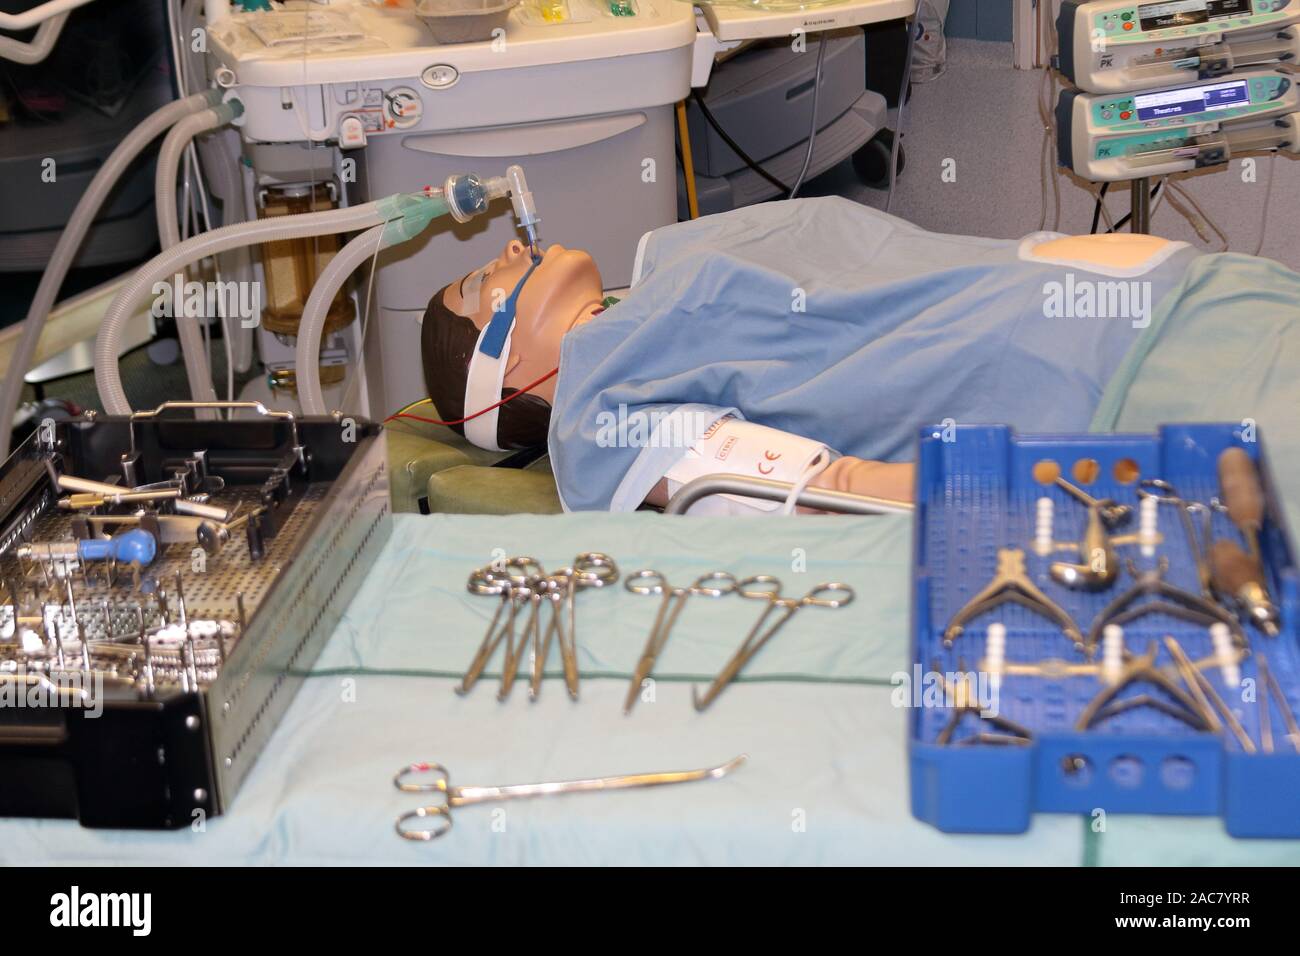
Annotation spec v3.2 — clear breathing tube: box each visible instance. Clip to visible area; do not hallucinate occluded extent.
[93,164,542,417]
[293,165,542,416]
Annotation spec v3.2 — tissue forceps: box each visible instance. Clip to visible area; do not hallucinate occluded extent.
[531,553,619,701]
[393,754,747,841]
[693,575,855,711]
[623,570,737,715]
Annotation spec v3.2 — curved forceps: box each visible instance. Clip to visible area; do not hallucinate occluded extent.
[532,553,619,700]
[623,570,737,715]
[1137,479,1216,597]
[693,575,854,711]
[456,557,542,696]
[392,754,747,841]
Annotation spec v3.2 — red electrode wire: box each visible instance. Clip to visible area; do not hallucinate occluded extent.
[385,367,558,426]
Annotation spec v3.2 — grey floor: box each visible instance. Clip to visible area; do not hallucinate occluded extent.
[814,39,1300,270]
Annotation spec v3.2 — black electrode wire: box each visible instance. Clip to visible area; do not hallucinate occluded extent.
[690,89,792,195]
[1090,182,1109,234]
[1107,179,1162,233]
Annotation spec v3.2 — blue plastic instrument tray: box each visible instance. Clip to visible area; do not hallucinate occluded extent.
[909,424,1300,837]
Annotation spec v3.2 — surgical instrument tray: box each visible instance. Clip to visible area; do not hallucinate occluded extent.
[910,424,1300,837]
[0,403,390,829]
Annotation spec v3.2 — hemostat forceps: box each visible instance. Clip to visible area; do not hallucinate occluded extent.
[531,552,619,701]
[693,575,854,712]
[392,754,747,841]
[457,557,543,697]
[943,548,1082,649]
[623,570,736,715]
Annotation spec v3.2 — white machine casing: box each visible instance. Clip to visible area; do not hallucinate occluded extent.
[207,0,694,415]
[207,0,915,417]
[1057,66,1298,179]
[1056,0,1300,94]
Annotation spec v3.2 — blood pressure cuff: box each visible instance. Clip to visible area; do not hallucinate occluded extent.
[663,414,836,515]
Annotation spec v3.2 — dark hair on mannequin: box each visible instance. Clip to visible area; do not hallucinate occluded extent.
[420,285,552,450]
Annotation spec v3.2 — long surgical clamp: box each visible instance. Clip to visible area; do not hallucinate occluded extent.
[531,552,619,701]
[623,570,736,715]
[393,754,747,841]
[456,557,542,697]
[693,575,854,712]
[943,548,1082,648]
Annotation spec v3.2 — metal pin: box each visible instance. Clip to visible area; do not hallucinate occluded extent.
[174,571,188,628]
[1166,637,1254,753]
[51,616,66,668]
[1162,636,1221,733]
[102,598,114,642]
[138,606,155,698]
[1260,656,1300,754]
[1258,654,1275,754]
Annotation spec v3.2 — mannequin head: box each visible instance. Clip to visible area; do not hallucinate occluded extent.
[421,240,605,449]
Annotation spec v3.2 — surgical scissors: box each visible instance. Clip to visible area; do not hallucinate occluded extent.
[393,754,747,840]
[693,575,854,711]
[531,552,619,700]
[623,570,736,714]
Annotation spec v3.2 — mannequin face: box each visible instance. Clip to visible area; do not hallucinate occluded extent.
[442,240,605,404]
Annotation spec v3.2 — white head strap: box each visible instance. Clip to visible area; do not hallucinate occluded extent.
[462,258,540,451]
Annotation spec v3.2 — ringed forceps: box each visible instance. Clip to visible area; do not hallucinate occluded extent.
[623,570,737,715]
[393,754,747,840]
[532,552,619,700]
[457,557,544,698]
[693,575,855,711]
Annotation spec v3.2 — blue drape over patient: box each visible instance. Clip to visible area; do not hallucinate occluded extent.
[548,198,1200,512]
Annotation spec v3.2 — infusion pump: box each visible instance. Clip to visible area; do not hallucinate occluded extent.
[1057,66,1298,179]
[1057,0,1299,93]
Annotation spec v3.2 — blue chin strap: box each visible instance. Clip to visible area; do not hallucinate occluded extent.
[477,254,542,360]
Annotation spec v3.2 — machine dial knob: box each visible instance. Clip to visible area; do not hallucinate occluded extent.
[383,87,423,130]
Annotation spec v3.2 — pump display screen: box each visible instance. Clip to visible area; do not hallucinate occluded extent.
[1138,0,1251,31]
[1133,78,1250,119]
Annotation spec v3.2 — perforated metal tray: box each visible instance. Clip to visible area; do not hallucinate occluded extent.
[0,406,390,828]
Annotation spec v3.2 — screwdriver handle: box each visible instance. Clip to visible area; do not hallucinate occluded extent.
[1210,538,1265,594]
[1218,447,1264,529]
